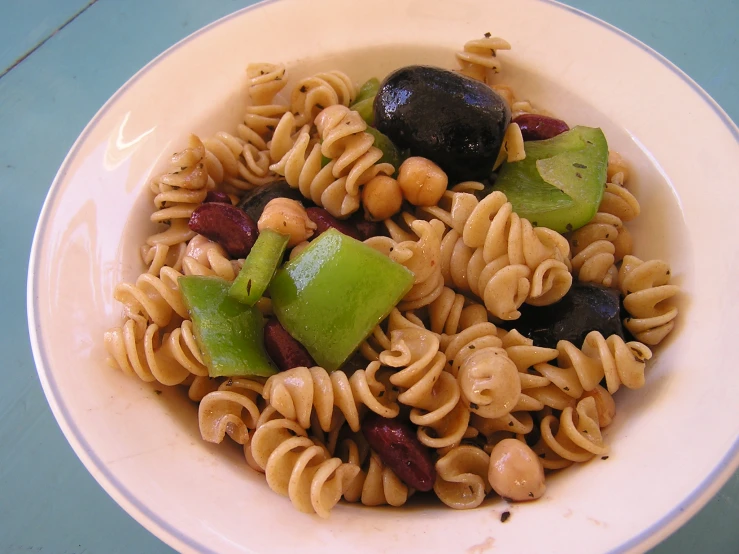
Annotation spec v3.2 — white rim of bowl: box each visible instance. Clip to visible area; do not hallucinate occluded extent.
[26,1,739,553]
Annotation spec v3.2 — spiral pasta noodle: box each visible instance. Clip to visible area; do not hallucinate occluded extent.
[427,286,488,336]
[443,323,521,420]
[262,363,400,433]
[619,255,679,345]
[532,396,607,467]
[203,131,274,189]
[337,437,410,507]
[269,124,359,218]
[181,234,243,281]
[112,266,188,329]
[140,242,188,276]
[379,327,469,449]
[456,36,511,83]
[199,379,264,444]
[569,165,640,287]
[365,218,445,311]
[290,70,357,127]
[314,105,395,197]
[249,418,360,518]
[434,445,491,509]
[147,135,210,249]
[104,318,207,386]
[534,331,652,398]
[423,190,572,318]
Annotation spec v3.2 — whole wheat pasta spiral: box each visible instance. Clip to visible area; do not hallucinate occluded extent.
[380,327,469,449]
[198,379,264,445]
[433,445,491,509]
[337,437,410,507]
[104,318,206,386]
[456,36,511,83]
[315,105,395,197]
[365,218,445,311]
[250,418,360,518]
[269,125,359,217]
[290,70,357,127]
[181,234,243,281]
[262,364,399,433]
[619,255,679,345]
[147,135,210,248]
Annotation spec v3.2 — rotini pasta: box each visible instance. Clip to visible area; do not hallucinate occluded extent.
[262,363,399,433]
[365,218,445,311]
[181,234,242,281]
[315,105,394,197]
[199,379,264,444]
[337,437,410,507]
[619,255,679,345]
[456,36,511,83]
[434,445,491,509]
[379,327,469,449]
[269,124,358,218]
[104,318,206,386]
[249,418,360,517]
[290,70,357,127]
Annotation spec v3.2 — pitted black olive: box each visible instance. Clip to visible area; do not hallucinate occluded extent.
[374,65,510,182]
[237,179,308,223]
[510,282,624,349]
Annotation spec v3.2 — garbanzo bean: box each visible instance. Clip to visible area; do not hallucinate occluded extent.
[488,438,546,501]
[362,175,403,221]
[396,157,448,207]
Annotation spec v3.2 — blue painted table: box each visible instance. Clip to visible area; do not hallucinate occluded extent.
[1,1,737,552]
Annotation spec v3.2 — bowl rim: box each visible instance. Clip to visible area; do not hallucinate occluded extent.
[27,1,739,553]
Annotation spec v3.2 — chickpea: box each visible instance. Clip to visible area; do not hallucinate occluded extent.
[258,197,316,248]
[362,175,403,221]
[396,157,448,207]
[488,438,546,501]
[582,384,616,427]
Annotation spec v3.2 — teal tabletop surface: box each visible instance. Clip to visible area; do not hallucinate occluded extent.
[1,0,737,552]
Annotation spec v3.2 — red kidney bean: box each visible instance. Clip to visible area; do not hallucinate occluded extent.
[361,412,436,491]
[349,215,385,240]
[305,207,362,241]
[188,203,257,258]
[512,114,570,141]
[204,190,232,204]
[263,319,315,371]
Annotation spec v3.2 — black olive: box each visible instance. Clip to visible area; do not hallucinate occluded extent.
[510,282,624,349]
[374,65,510,182]
[237,180,308,222]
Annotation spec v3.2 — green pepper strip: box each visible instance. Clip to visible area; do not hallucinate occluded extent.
[179,276,277,378]
[229,229,289,306]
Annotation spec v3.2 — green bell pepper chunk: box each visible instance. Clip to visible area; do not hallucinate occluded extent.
[269,229,414,371]
[493,126,608,233]
[354,77,380,104]
[351,96,375,126]
[365,127,401,171]
[179,276,277,378]
[229,229,289,305]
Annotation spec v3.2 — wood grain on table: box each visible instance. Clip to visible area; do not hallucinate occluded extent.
[1,0,737,552]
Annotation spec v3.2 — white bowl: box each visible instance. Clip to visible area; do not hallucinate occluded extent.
[28,0,739,552]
